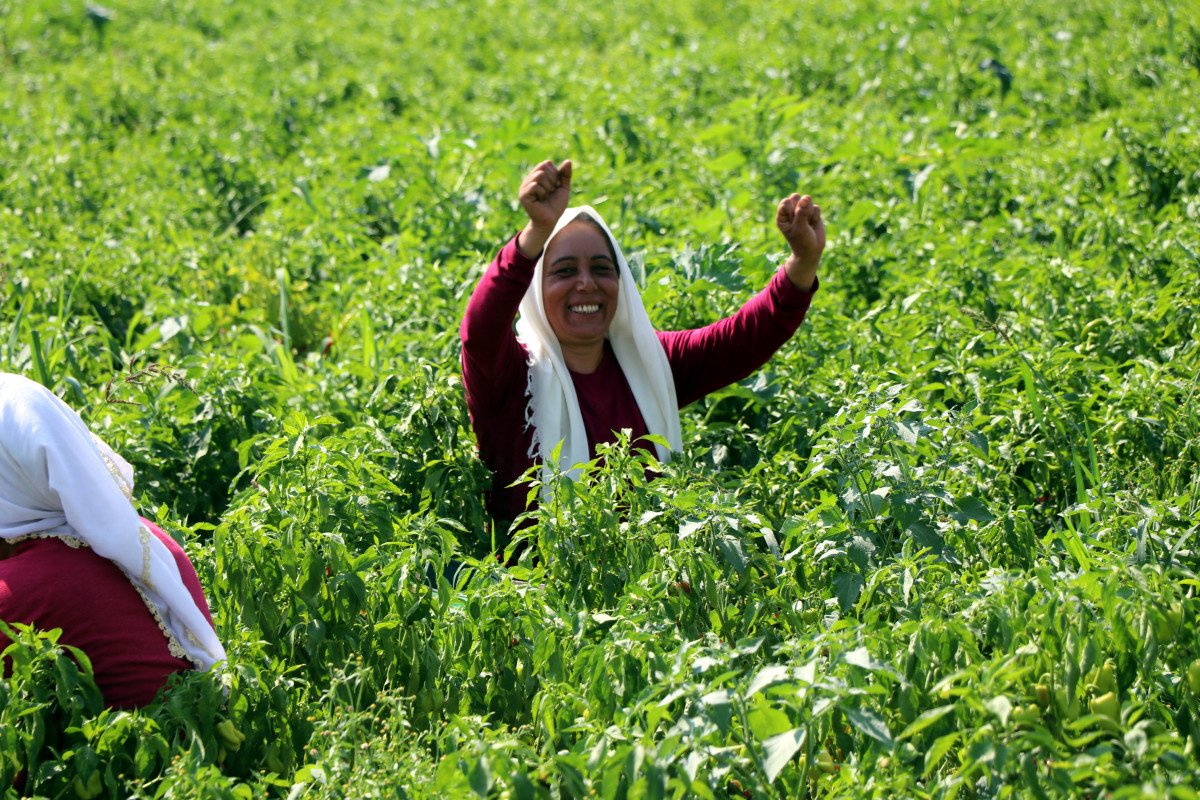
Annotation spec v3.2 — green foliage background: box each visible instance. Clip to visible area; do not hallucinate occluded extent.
[1,0,1199,796]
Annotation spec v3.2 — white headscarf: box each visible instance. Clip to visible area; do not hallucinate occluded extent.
[515,205,683,489]
[0,372,225,670]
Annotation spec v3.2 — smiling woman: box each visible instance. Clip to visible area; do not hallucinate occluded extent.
[460,159,824,540]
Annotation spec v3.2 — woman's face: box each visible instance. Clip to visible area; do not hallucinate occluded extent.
[541,220,620,352]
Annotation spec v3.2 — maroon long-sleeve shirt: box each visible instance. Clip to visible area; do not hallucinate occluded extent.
[0,519,215,708]
[461,234,817,527]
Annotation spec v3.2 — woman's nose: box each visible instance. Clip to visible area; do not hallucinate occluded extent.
[577,268,597,290]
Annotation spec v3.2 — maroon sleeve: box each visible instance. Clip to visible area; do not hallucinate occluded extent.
[460,234,539,416]
[141,519,215,628]
[0,557,18,658]
[0,541,42,660]
[659,270,818,407]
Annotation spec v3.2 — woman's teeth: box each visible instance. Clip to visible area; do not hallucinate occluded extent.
[570,304,600,314]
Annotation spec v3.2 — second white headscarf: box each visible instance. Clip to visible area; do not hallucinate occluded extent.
[515,206,683,489]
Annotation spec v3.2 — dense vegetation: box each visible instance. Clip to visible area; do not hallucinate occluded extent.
[2,0,1199,796]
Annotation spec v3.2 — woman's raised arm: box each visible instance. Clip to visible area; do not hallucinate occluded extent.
[459,159,572,408]
[659,194,825,406]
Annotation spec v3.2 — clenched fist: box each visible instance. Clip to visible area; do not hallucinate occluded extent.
[517,159,572,258]
[775,193,824,290]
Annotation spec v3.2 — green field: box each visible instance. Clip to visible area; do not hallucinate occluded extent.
[2,0,1200,796]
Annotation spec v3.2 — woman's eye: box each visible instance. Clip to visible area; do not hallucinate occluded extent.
[555,268,576,277]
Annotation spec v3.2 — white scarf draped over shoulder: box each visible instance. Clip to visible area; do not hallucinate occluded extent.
[515,205,683,491]
[0,372,225,670]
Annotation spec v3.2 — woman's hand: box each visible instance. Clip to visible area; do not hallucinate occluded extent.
[517,159,572,258]
[776,193,824,290]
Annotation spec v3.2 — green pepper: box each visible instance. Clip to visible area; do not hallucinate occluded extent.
[216,719,246,751]
[73,772,102,800]
[1089,691,1120,723]
[1187,660,1200,696]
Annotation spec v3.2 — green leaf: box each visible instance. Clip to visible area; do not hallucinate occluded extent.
[746,665,793,697]
[833,572,864,612]
[898,705,956,740]
[986,695,1012,726]
[716,534,749,576]
[923,732,960,777]
[843,647,890,673]
[895,420,920,445]
[762,727,806,783]
[841,200,881,229]
[706,150,746,173]
[469,754,493,798]
[843,706,893,748]
[748,703,794,740]
[434,758,471,794]
[951,496,994,525]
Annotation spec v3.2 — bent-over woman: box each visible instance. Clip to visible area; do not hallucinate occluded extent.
[461,160,825,535]
[0,372,225,708]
